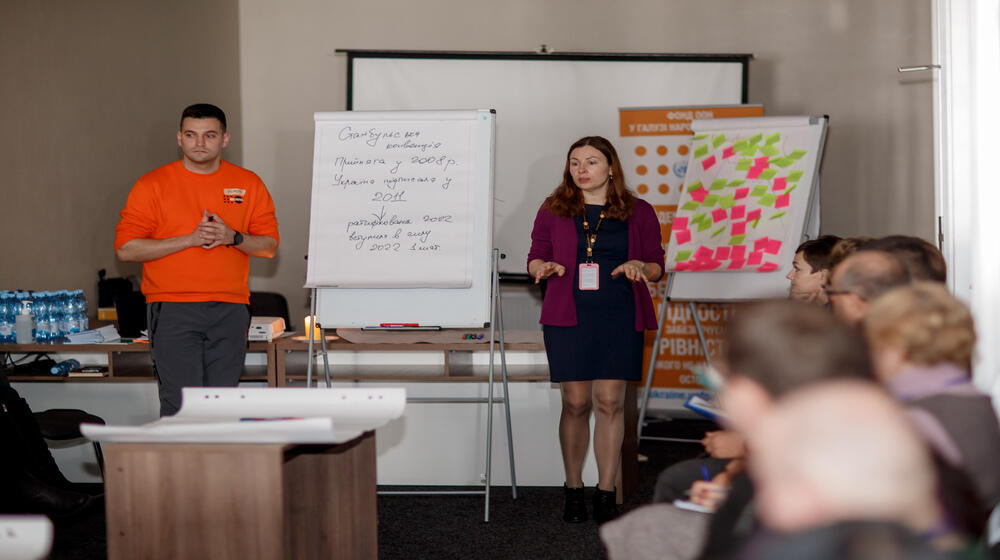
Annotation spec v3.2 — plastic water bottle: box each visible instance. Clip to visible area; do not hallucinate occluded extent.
[34,292,50,344]
[64,290,81,335]
[47,292,64,343]
[50,358,80,376]
[0,292,13,343]
[75,289,89,331]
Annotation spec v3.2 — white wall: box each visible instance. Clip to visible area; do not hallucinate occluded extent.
[237,0,934,320]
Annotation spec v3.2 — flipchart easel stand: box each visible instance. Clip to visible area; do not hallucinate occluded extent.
[636,274,706,444]
[305,249,517,522]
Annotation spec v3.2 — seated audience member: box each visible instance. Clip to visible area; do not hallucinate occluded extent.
[825,235,872,272]
[826,250,910,325]
[601,301,873,560]
[863,235,947,283]
[864,282,1000,540]
[741,380,960,559]
[651,234,843,505]
[786,235,842,305]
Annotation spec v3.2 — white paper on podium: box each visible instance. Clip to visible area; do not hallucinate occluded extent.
[81,387,406,444]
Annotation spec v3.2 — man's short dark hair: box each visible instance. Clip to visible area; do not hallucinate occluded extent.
[180,103,227,132]
[724,300,873,397]
[837,251,911,301]
[794,235,842,272]
[862,235,946,283]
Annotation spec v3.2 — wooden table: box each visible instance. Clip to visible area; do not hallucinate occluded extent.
[104,432,377,560]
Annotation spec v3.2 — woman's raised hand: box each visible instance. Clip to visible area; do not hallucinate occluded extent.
[533,261,566,283]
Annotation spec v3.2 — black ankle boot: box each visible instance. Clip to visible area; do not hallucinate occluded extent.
[592,486,619,523]
[563,484,588,523]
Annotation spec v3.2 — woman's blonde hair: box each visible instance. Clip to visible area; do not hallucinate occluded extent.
[864,282,976,367]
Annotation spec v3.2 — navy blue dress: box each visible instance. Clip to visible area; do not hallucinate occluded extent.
[543,204,644,382]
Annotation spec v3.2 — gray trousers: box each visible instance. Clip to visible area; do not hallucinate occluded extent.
[148,301,250,416]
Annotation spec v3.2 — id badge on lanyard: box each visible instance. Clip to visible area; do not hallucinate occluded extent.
[579,263,599,290]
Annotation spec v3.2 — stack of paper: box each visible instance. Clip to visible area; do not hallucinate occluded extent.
[80,387,406,444]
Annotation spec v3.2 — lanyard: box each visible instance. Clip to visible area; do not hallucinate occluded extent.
[582,211,605,261]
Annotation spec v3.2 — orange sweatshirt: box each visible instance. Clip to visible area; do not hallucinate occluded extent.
[115,160,280,304]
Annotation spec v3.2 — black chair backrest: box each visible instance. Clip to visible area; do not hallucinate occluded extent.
[249,292,292,330]
[114,291,147,338]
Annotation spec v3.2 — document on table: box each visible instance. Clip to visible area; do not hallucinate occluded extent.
[80,387,406,444]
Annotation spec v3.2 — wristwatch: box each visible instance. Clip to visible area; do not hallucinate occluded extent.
[227,231,244,247]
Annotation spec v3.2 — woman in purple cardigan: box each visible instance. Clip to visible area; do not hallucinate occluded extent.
[527,136,665,523]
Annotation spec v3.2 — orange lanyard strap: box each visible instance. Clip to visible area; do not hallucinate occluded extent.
[581,212,605,260]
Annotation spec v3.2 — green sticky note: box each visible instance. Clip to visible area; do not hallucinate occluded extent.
[760,144,779,157]
[751,185,768,196]
[702,194,719,207]
[728,179,746,187]
[719,194,735,210]
[694,144,709,158]
[760,193,777,207]
[711,179,728,191]
[682,201,699,211]
[686,180,702,192]
[785,183,798,195]
[729,234,746,246]
[692,212,707,224]
[748,132,763,145]
[733,139,748,151]
[765,132,781,145]
[692,133,709,140]
[789,149,807,160]
[697,219,712,232]
[789,170,804,181]
[741,146,758,157]
[771,157,794,168]
[711,226,726,237]
[769,210,787,220]
[759,168,778,180]
[712,134,726,149]
[675,250,693,262]
[750,218,760,228]
[735,160,751,171]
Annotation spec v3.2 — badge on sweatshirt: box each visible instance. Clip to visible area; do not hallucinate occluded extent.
[223,188,245,204]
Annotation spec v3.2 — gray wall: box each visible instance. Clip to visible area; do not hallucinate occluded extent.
[0,0,242,306]
[1,0,932,323]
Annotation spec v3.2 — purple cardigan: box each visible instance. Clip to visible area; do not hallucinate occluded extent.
[527,198,665,330]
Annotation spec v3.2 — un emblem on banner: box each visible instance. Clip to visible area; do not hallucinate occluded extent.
[673,161,688,180]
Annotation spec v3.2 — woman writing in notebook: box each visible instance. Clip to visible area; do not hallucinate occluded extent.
[527,136,664,523]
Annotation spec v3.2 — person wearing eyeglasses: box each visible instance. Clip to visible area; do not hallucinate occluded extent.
[826,250,909,325]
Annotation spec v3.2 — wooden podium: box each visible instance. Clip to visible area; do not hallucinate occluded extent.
[104,431,377,560]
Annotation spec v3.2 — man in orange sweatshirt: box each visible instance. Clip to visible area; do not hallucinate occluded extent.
[115,104,279,416]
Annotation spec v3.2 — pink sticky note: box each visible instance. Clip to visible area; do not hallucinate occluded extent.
[772,177,787,191]
[715,246,732,260]
[747,167,763,180]
[747,209,762,222]
[702,260,723,271]
[748,251,763,266]
[702,155,717,171]
[731,205,746,220]
[675,229,692,245]
[754,237,769,252]
[731,245,747,261]
[731,221,746,236]
[727,259,745,270]
[674,262,691,271]
[734,187,750,200]
[722,146,735,159]
[695,246,714,261]
[758,262,779,273]
[711,208,727,222]
[672,217,689,230]
[690,188,708,203]
[766,239,782,255]
[754,156,770,167]
[775,193,790,209]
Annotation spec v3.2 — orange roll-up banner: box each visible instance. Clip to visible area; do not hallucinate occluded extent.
[618,105,764,410]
